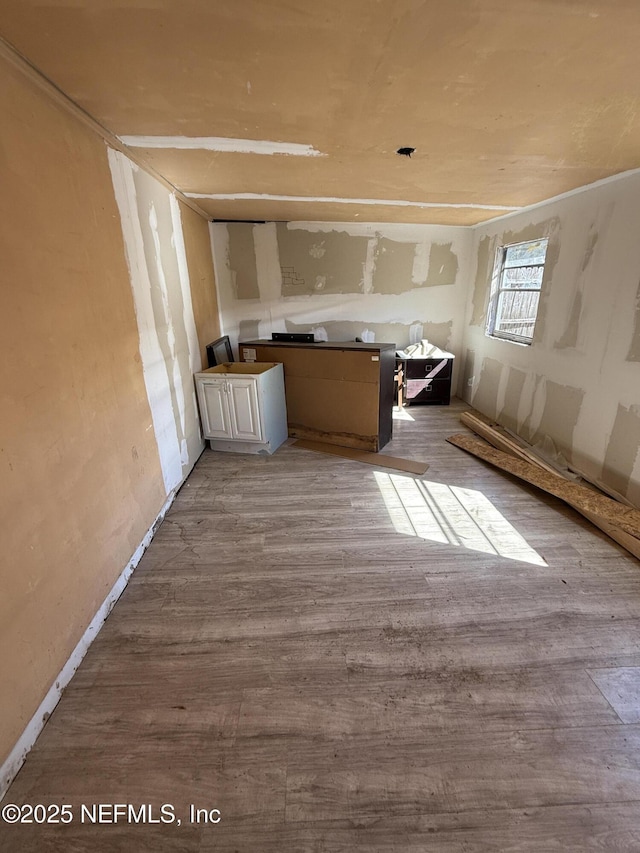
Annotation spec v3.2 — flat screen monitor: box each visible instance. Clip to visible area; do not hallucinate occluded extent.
[205,335,233,367]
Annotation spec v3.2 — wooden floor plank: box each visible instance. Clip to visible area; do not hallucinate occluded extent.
[447,432,640,541]
[3,400,640,852]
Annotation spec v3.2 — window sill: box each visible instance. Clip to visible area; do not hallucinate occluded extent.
[485,333,533,347]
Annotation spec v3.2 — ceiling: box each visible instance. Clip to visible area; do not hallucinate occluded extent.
[3,0,640,226]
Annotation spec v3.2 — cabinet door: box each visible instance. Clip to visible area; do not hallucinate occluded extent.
[228,377,262,441]
[199,380,233,439]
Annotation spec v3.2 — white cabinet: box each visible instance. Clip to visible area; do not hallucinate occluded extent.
[198,376,261,441]
[195,362,287,455]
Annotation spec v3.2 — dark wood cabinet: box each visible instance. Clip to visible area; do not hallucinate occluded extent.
[401,356,453,405]
[239,340,395,451]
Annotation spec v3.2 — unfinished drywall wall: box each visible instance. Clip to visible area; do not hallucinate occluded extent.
[109,151,204,493]
[227,223,260,299]
[468,219,561,338]
[0,53,212,783]
[179,200,221,368]
[211,221,473,370]
[463,173,640,502]
[603,405,640,506]
[277,223,368,296]
[472,358,504,421]
[501,367,528,434]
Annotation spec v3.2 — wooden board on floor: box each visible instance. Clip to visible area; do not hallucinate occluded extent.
[460,411,560,475]
[462,410,635,507]
[292,439,429,475]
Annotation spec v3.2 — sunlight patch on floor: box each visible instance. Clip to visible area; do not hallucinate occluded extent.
[374,472,547,566]
[392,406,415,421]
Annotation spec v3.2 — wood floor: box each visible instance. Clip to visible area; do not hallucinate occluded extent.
[3,400,640,851]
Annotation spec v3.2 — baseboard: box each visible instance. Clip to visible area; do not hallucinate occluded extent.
[0,492,176,801]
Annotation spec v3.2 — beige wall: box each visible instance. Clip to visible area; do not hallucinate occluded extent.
[463,175,640,504]
[210,221,473,373]
[0,55,218,772]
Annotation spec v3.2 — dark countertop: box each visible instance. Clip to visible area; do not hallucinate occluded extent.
[239,339,396,353]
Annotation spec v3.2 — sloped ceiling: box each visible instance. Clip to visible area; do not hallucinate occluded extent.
[2,0,640,225]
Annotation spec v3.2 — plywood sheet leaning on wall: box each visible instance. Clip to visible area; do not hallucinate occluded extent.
[462,410,635,507]
[446,433,640,559]
[459,411,562,476]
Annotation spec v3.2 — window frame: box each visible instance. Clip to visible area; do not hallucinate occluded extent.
[486,237,548,345]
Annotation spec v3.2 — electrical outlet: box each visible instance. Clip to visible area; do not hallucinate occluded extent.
[467,377,475,386]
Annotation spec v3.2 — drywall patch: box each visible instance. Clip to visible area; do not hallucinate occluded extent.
[362,237,377,294]
[499,367,528,433]
[422,321,453,351]
[277,224,366,296]
[409,323,424,345]
[426,242,459,287]
[472,357,504,420]
[253,221,282,304]
[530,380,584,460]
[501,220,559,249]
[119,136,326,157]
[556,290,583,349]
[309,241,326,259]
[238,319,261,343]
[602,404,640,500]
[227,223,260,300]
[627,279,640,362]
[371,237,418,295]
[470,236,494,327]
[282,266,305,289]
[188,192,520,212]
[412,242,430,285]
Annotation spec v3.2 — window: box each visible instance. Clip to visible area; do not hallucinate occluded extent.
[486,238,548,344]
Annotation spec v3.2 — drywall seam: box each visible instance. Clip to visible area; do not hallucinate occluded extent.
[471,166,640,229]
[631,443,640,495]
[412,241,430,284]
[108,148,183,494]
[209,223,232,337]
[0,38,210,221]
[148,202,188,466]
[169,195,203,378]
[119,136,325,156]
[187,192,520,212]
[286,222,470,238]
[0,492,176,802]
[362,237,377,294]
[253,222,282,336]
